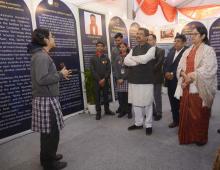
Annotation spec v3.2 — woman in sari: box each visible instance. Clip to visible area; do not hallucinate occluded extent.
[175,26,217,146]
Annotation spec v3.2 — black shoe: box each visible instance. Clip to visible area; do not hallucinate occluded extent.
[41,154,63,166]
[118,112,127,118]
[116,108,121,113]
[146,127,152,135]
[154,115,162,121]
[43,161,67,170]
[127,113,132,119]
[105,110,115,115]
[128,124,143,131]
[195,142,207,146]
[168,122,178,128]
[96,114,101,120]
[217,129,220,134]
[54,154,63,161]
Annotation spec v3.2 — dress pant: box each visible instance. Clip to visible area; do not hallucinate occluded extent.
[134,105,153,128]
[118,92,132,114]
[114,77,121,112]
[40,109,60,167]
[94,81,110,114]
[153,83,162,117]
[167,82,180,123]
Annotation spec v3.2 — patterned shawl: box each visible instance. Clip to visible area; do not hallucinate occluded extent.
[175,43,217,108]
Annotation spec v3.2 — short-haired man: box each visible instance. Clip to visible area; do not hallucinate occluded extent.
[124,28,156,135]
[148,34,165,121]
[112,33,123,68]
[111,32,124,113]
[163,33,187,128]
[90,41,115,120]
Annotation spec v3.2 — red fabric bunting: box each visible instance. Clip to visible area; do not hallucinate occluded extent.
[136,0,159,15]
[136,0,220,22]
[178,5,220,20]
[159,0,177,22]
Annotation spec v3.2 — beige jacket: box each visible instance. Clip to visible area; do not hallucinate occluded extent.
[175,43,217,108]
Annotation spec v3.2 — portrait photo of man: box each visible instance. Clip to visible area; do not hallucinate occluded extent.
[84,11,102,36]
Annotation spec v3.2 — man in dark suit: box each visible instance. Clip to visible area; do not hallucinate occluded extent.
[148,34,165,121]
[111,33,124,114]
[163,33,187,128]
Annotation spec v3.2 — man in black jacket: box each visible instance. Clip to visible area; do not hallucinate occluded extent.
[148,34,165,121]
[163,33,187,128]
[111,33,124,113]
[90,41,115,120]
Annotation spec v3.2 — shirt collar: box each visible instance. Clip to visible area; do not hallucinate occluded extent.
[175,47,184,53]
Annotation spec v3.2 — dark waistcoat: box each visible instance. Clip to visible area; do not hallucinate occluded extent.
[128,44,154,84]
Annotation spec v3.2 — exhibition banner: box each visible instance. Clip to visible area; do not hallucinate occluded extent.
[36,0,84,115]
[0,0,33,139]
[108,16,128,98]
[157,43,174,58]
[109,16,128,58]
[209,18,220,90]
[79,8,112,101]
[129,22,140,49]
[79,8,108,70]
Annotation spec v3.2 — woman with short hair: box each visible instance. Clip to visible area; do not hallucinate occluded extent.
[28,28,72,170]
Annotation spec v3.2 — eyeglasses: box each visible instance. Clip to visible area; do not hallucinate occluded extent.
[136,32,145,36]
[191,33,200,36]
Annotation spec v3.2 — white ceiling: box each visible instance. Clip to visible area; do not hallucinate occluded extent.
[165,0,220,7]
[70,0,116,6]
[70,0,220,7]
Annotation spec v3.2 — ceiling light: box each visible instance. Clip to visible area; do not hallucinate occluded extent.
[48,0,53,5]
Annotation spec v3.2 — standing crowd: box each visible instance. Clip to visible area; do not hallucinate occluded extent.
[90,26,218,146]
[28,25,218,170]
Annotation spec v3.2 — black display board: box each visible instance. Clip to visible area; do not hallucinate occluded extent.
[157,43,174,58]
[36,0,84,115]
[209,18,220,90]
[109,16,128,56]
[129,22,140,49]
[0,0,33,139]
[79,8,112,101]
[78,8,108,70]
[108,16,128,98]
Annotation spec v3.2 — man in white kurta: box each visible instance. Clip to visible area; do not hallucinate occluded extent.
[124,28,155,135]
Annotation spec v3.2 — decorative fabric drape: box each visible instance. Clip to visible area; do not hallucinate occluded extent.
[136,0,159,15]
[159,0,177,22]
[136,0,220,22]
[178,5,220,20]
